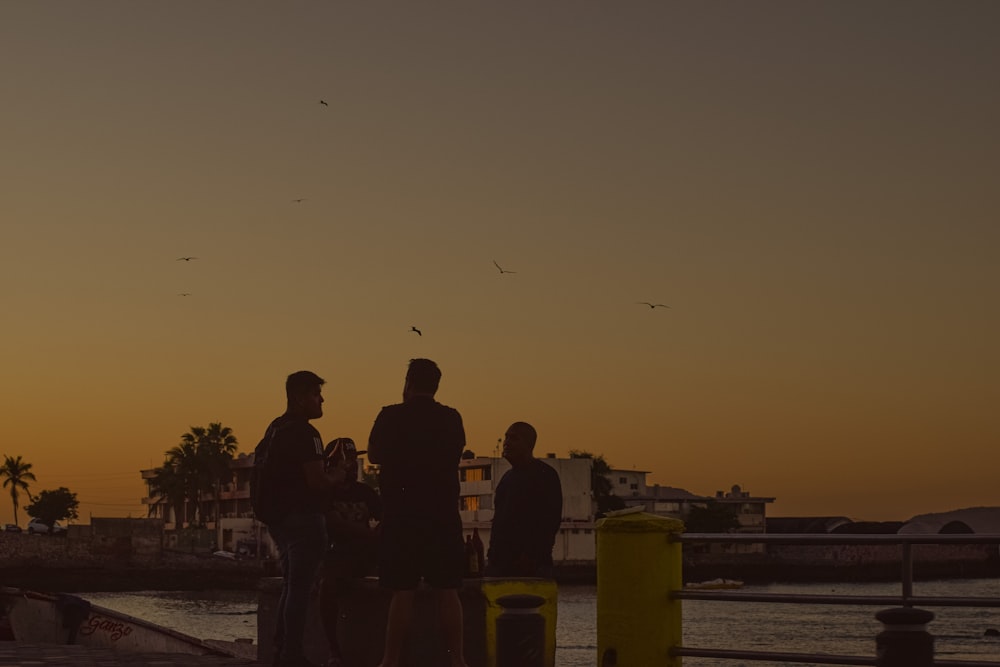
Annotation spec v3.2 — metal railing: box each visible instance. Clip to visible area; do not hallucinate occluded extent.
[669,533,1000,667]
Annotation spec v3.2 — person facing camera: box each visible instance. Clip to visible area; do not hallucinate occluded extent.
[319,437,382,667]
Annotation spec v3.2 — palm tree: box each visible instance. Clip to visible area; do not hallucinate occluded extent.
[194,422,238,526]
[148,463,188,527]
[156,423,239,528]
[1,455,37,527]
[164,439,201,526]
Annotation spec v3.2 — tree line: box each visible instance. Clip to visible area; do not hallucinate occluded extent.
[147,422,238,528]
[0,422,238,532]
[0,455,80,529]
[4,428,739,533]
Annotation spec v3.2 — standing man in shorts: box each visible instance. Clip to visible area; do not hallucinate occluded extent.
[367,358,469,667]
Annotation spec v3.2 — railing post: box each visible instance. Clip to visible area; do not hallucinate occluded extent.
[900,542,913,606]
[875,607,934,667]
[495,594,545,667]
[596,509,685,667]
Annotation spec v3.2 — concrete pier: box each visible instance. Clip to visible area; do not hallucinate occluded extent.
[0,642,258,666]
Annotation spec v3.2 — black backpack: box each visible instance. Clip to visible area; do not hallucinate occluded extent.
[250,423,285,525]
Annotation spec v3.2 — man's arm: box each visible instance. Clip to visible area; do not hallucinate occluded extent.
[367,408,389,465]
[303,459,346,494]
[542,468,563,549]
[449,409,466,459]
[367,485,384,523]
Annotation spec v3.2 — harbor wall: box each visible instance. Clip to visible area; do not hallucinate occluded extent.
[3,522,997,590]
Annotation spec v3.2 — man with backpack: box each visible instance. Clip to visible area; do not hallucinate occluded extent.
[252,370,346,667]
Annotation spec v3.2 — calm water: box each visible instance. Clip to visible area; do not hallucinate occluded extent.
[83,579,1000,667]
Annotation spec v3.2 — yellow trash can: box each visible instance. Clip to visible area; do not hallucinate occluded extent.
[596,509,685,667]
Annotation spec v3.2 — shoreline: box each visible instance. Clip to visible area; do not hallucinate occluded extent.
[3,557,998,593]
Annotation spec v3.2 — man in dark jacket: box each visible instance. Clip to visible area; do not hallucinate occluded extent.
[486,422,563,577]
[254,371,346,667]
[368,358,469,667]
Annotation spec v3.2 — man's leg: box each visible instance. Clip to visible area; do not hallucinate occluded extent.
[437,589,469,667]
[318,574,344,664]
[377,589,415,667]
[277,513,327,664]
[269,524,292,666]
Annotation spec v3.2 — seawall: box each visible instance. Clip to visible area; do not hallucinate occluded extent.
[0,529,266,592]
[4,530,997,591]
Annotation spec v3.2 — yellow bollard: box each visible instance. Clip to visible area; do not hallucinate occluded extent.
[596,509,685,667]
[481,578,558,667]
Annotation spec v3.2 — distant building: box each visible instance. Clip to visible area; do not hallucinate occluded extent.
[899,507,1000,534]
[609,468,651,499]
[622,482,774,553]
[141,450,779,562]
[767,516,855,534]
[710,484,776,536]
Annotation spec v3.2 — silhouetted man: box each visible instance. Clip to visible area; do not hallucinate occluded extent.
[253,370,346,667]
[486,422,563,577]
[368,359,469,667]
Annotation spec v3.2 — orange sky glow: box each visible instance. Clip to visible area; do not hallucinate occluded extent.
[1,2,997,526]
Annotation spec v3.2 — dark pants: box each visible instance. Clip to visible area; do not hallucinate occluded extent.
[268,512,327,662]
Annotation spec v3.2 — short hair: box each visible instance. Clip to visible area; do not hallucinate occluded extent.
[286,370,325,400]
[509,422,537,450]
[406,358,441,394]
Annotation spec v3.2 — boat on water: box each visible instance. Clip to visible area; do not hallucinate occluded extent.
[0,587,244,657]
[684,578,744,590]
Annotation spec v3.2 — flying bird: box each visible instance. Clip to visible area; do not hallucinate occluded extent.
[291,198,307,203]
[493,260,516,274]
[176,257,198,261]
[178,293,192,297]
[319,100,328,106]
[410,326,422,336]
[637,302,670,309]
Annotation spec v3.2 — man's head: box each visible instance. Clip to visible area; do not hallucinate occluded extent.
[403,358,441,400]
[285,370,325,420]
[502,421,537,468]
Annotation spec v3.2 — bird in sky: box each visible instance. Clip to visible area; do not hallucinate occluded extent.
[410,326,422,336]
[493,260,516,274]
[291,198,307,203]
[319,100,328,106]
[637,302,670,309]
[178,293,192,297]
[176,257,198,261]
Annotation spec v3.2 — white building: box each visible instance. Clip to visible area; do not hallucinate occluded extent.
[609,468,651,499]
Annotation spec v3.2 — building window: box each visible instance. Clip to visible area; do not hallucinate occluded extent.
[460,496,480,511]
[619,477,627,484]
[460,467,490,482]
[630,483,638,490]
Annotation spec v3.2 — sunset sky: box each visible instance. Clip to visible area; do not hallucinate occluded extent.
[2,2,997,526]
